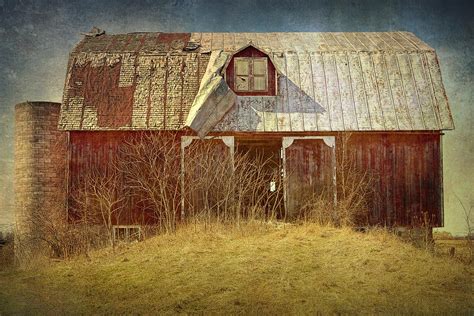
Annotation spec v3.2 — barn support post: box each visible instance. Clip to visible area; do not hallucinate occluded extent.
[221,136,235,170]
[281,138,291,220]
[180,136,235,220]
[331,140,337,207]
[281,136,337,218]
[180,137,194,219]
[440,133,444,227]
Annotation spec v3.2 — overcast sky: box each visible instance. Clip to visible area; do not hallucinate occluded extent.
[0,0,472,234]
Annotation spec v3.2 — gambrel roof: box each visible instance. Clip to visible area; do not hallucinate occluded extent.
[59,32,454,133]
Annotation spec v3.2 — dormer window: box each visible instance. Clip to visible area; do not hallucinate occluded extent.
[234,57,268,92]
[226,45,276,96]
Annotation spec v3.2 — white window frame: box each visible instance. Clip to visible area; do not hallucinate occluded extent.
[234,57,268,92]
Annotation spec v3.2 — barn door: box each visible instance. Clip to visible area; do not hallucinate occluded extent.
[282,137,336,218]
[180,136,234,219]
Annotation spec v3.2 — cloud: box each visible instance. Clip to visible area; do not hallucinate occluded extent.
[6,69,17,81]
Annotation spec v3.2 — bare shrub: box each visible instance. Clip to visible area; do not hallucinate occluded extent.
[297,190,335,225]
[183,141,283,227]
[117,133,285,232]
[453,193,473,262]
[407,211,436,251]
[0,231,14,268]
[15,145,128,260]
[71,165,125,249]
[14,130,380,261]
[182,139,235,224]
[296,133,375,227]
[334,133,375,226]
[13,193,100,262]
[118,132,181,234]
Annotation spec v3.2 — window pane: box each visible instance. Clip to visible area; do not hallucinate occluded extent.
[253,76,266,91]
[235,59,249,76]
[235,76,249,91]
[253,59,267,76]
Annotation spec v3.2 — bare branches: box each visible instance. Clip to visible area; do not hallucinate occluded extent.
[17,131,382,262]
[453,193,473,239]
[183,139,283,227]
[296,133,375,227]
[118,132,181,233]
[71,164,125,249]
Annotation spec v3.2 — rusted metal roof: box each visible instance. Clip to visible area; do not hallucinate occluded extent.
[59,32,454,132]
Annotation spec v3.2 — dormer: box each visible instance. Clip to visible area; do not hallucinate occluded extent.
[225,45,277,96]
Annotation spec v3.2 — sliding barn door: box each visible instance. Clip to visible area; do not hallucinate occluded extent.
[282,137,336,218]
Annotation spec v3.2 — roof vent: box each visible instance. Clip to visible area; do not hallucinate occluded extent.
[81,27,106,37]
[183,41,201,51]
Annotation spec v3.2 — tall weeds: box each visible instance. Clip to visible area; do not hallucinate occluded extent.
[183,140,283,226]
[296,133,375,227]
[15,132,375,261]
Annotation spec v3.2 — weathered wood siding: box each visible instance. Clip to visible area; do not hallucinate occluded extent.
[285,139,334,217]
[68,131,442,227]
[69,131,162,225]
[346,133,442,226]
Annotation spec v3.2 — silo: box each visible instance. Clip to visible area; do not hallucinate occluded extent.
[14,102,67,249]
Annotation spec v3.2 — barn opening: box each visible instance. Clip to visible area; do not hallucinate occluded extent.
[236,136,284,218]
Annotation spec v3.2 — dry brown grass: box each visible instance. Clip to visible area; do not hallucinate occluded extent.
[1,223,472,315]
[435,238,473,264]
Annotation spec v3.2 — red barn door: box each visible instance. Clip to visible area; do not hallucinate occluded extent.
[282,137,336,218]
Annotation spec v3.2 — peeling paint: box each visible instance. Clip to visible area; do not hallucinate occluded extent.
[59,32,454,133]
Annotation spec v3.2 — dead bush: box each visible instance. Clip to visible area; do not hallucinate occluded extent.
[71,165,125,249]
[0,230,14,268]
[453,193,473,263]
[297,190,336,226]
[118,132,181,234]
[296,133,375,227]
[183,141,283,226]
[334,133,374,226]
[14,131,379,261]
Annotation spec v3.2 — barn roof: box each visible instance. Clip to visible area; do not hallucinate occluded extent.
[59,32,454,132]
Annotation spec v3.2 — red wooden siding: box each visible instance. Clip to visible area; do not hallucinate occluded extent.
[280,133,441,226]
[346,133,441,227]
[69,131,161,225]
[225,46,277,96]
[68,131,442,227]
[285,139,334,217]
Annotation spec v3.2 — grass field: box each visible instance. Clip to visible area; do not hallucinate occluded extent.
[0,223,472,315]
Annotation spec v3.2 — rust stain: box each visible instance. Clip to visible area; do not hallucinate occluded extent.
[61,32,453,132]
[156,33,191,51]
[69,59,136,128]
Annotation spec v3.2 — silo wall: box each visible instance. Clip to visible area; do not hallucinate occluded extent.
[14,102,67,249]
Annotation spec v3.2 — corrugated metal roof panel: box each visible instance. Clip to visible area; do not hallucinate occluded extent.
[73,32,435,54]
[60,32,453,132]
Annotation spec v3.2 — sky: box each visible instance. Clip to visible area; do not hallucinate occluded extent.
[0,0,472,234]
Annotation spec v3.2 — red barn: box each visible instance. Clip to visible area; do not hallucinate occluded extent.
[15,31,454,237]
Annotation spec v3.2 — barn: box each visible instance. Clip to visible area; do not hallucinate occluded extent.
[15,31,454,237]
